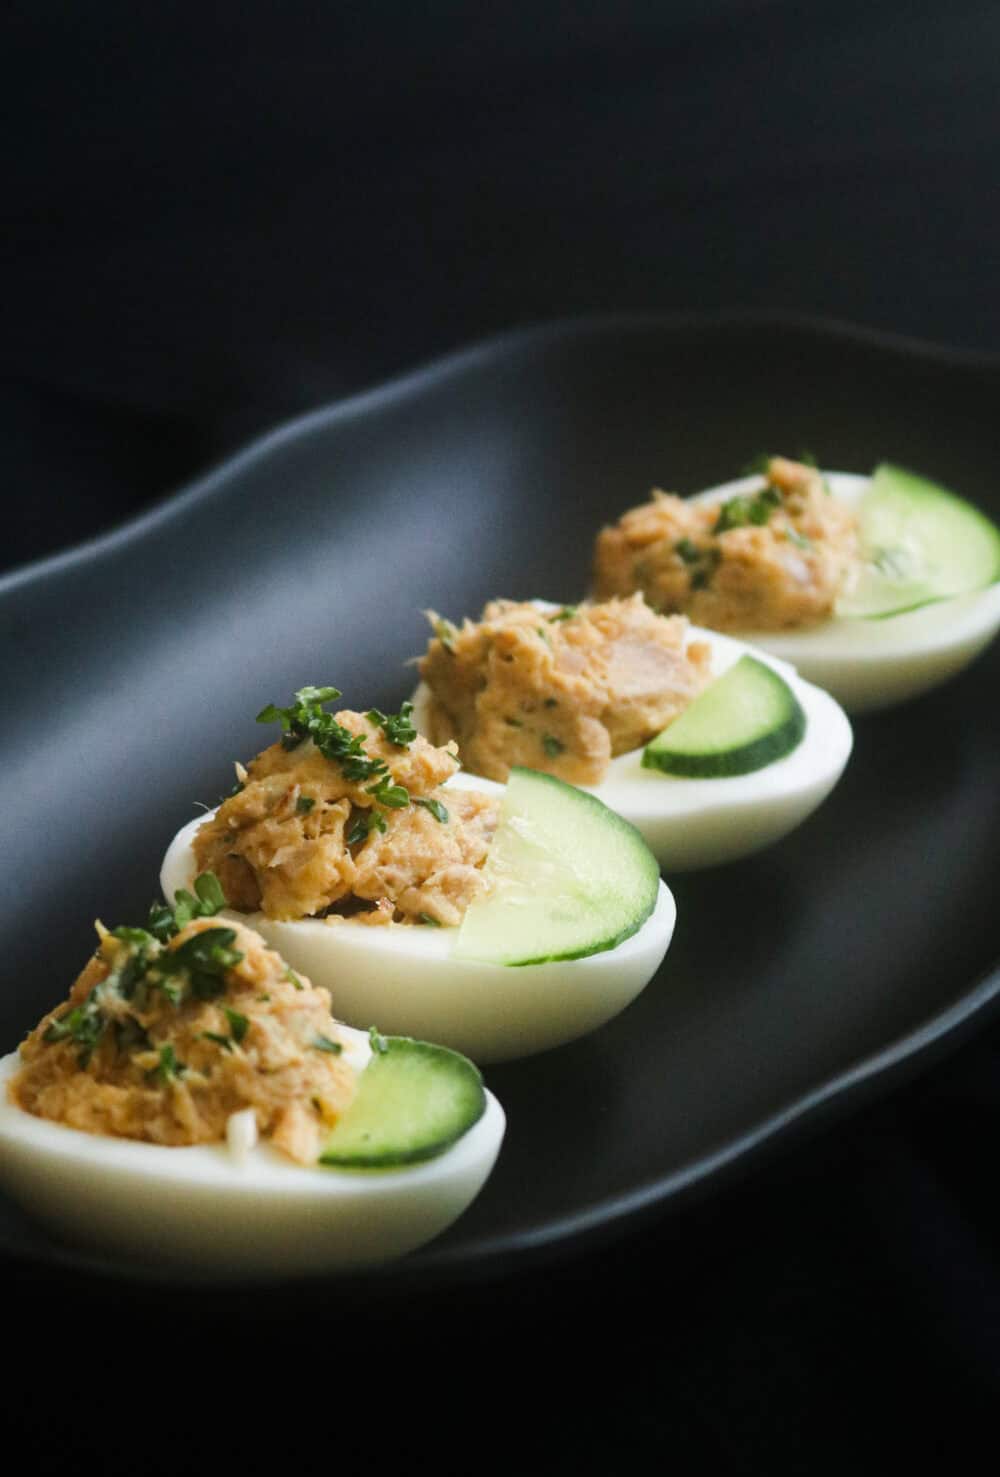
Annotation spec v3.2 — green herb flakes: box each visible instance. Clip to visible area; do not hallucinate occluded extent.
[150,1044,186,1085]
[714,485,782,534]
[284,966,305,991]
[312,1034,343,1055]
[542,734,565,758]
[413,796,449,824]
[366,701,417,747]
[368,1026,389,1055]
[296,795,316,814]
[224,1008,250,1044]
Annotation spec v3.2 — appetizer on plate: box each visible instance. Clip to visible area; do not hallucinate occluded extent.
[161,687,674,1062]
[0,890,504,1276]
[412,595,851,870]
[593,457,1000,711]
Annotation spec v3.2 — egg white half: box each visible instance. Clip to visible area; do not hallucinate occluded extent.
[412,625,852,872]
[161,798,675,1064]
[0,1034,504,1278]
[691,472,1000,712]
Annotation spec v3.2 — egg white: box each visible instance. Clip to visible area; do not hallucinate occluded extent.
[0,1032,504,1278]
[411,625,852,872]
[161,792,675,1064]
[691,472,1000,712]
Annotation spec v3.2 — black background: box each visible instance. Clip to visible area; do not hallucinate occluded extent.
[4,3,1000,1469]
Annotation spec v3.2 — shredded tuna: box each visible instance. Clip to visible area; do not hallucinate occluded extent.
[593,456,859,632]
[417,594,712,785]
[11,918,358,1164]
[193,708,497,926]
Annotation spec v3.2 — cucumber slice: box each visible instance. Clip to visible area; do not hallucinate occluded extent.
[453,767,660,967]
[319,1035,485,1167]
[836,463,1000,620]
[642,655,806,778]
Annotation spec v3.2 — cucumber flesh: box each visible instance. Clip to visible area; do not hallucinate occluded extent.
[837,463,1000,620]
[453,767,660,967]
[642,655,805,778]
[319,1036,485,1167]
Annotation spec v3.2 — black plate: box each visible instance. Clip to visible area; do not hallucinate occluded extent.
[2,314,999,1292]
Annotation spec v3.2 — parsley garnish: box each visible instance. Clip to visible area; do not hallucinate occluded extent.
[418,913,441,927]
[150,1043,186,1084]
[675,538,702,565]
[156,927,243,1002]
[368,1026,389,1055]
[44,988,106,1068]
[347,810,389,846]
[549,605,578,622]
[504,717,523,728]
[312,1034,343,1055]
[366,701,416,747]
[202,1031,233,1052]
[542,734,564,758]
[296,795,315,814]
[284,966,305,990]
[257,687,416,813]
[413,796,449,824]
[715,485,782,533]
[224,1008,249,1044]
[366,775,410,808]
[148,872,226,943]
[785,527,812,550]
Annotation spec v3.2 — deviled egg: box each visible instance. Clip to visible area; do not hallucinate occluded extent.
[594,456,1000,712]
[412,595,852,871]
[160,687,674,1062]
[0,901,504,1276]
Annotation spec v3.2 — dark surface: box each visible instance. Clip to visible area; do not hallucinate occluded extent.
[3,321,1000,1467]
[4,4,1000,1469]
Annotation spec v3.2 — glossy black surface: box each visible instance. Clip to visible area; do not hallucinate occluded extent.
[2,315,999,1288]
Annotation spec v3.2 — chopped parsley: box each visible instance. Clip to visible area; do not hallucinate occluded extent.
[347,810,389,846]
[202,1031,234,1052]
[150,1043,186,1084]
[296,795,315,814]
[413,796,449,824]
[284,966,305,990]
[147,872,226,943]
[549,605,578,622]
[368,1026,389,1055]
[543,697,558,709]
[224,1008,250,1044]
[542,734,565,758]
[366,701,416,747]
[714,485,782,533]
[504,717,523,728]
[536,626,551,645]
[44,989,106,1068]
[366,774,410,809]
[257,686,418,816]
[156,927,244,1002]
[418,913,441,927]
[673,538,721,590]
[785,527,812,550]
[312,1034,343,1055]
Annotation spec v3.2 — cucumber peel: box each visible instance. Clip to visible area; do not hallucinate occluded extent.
[836,463,1000,620]
[453,768,660,967]
[319,1035,485,1167]
[642,655,805,778]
